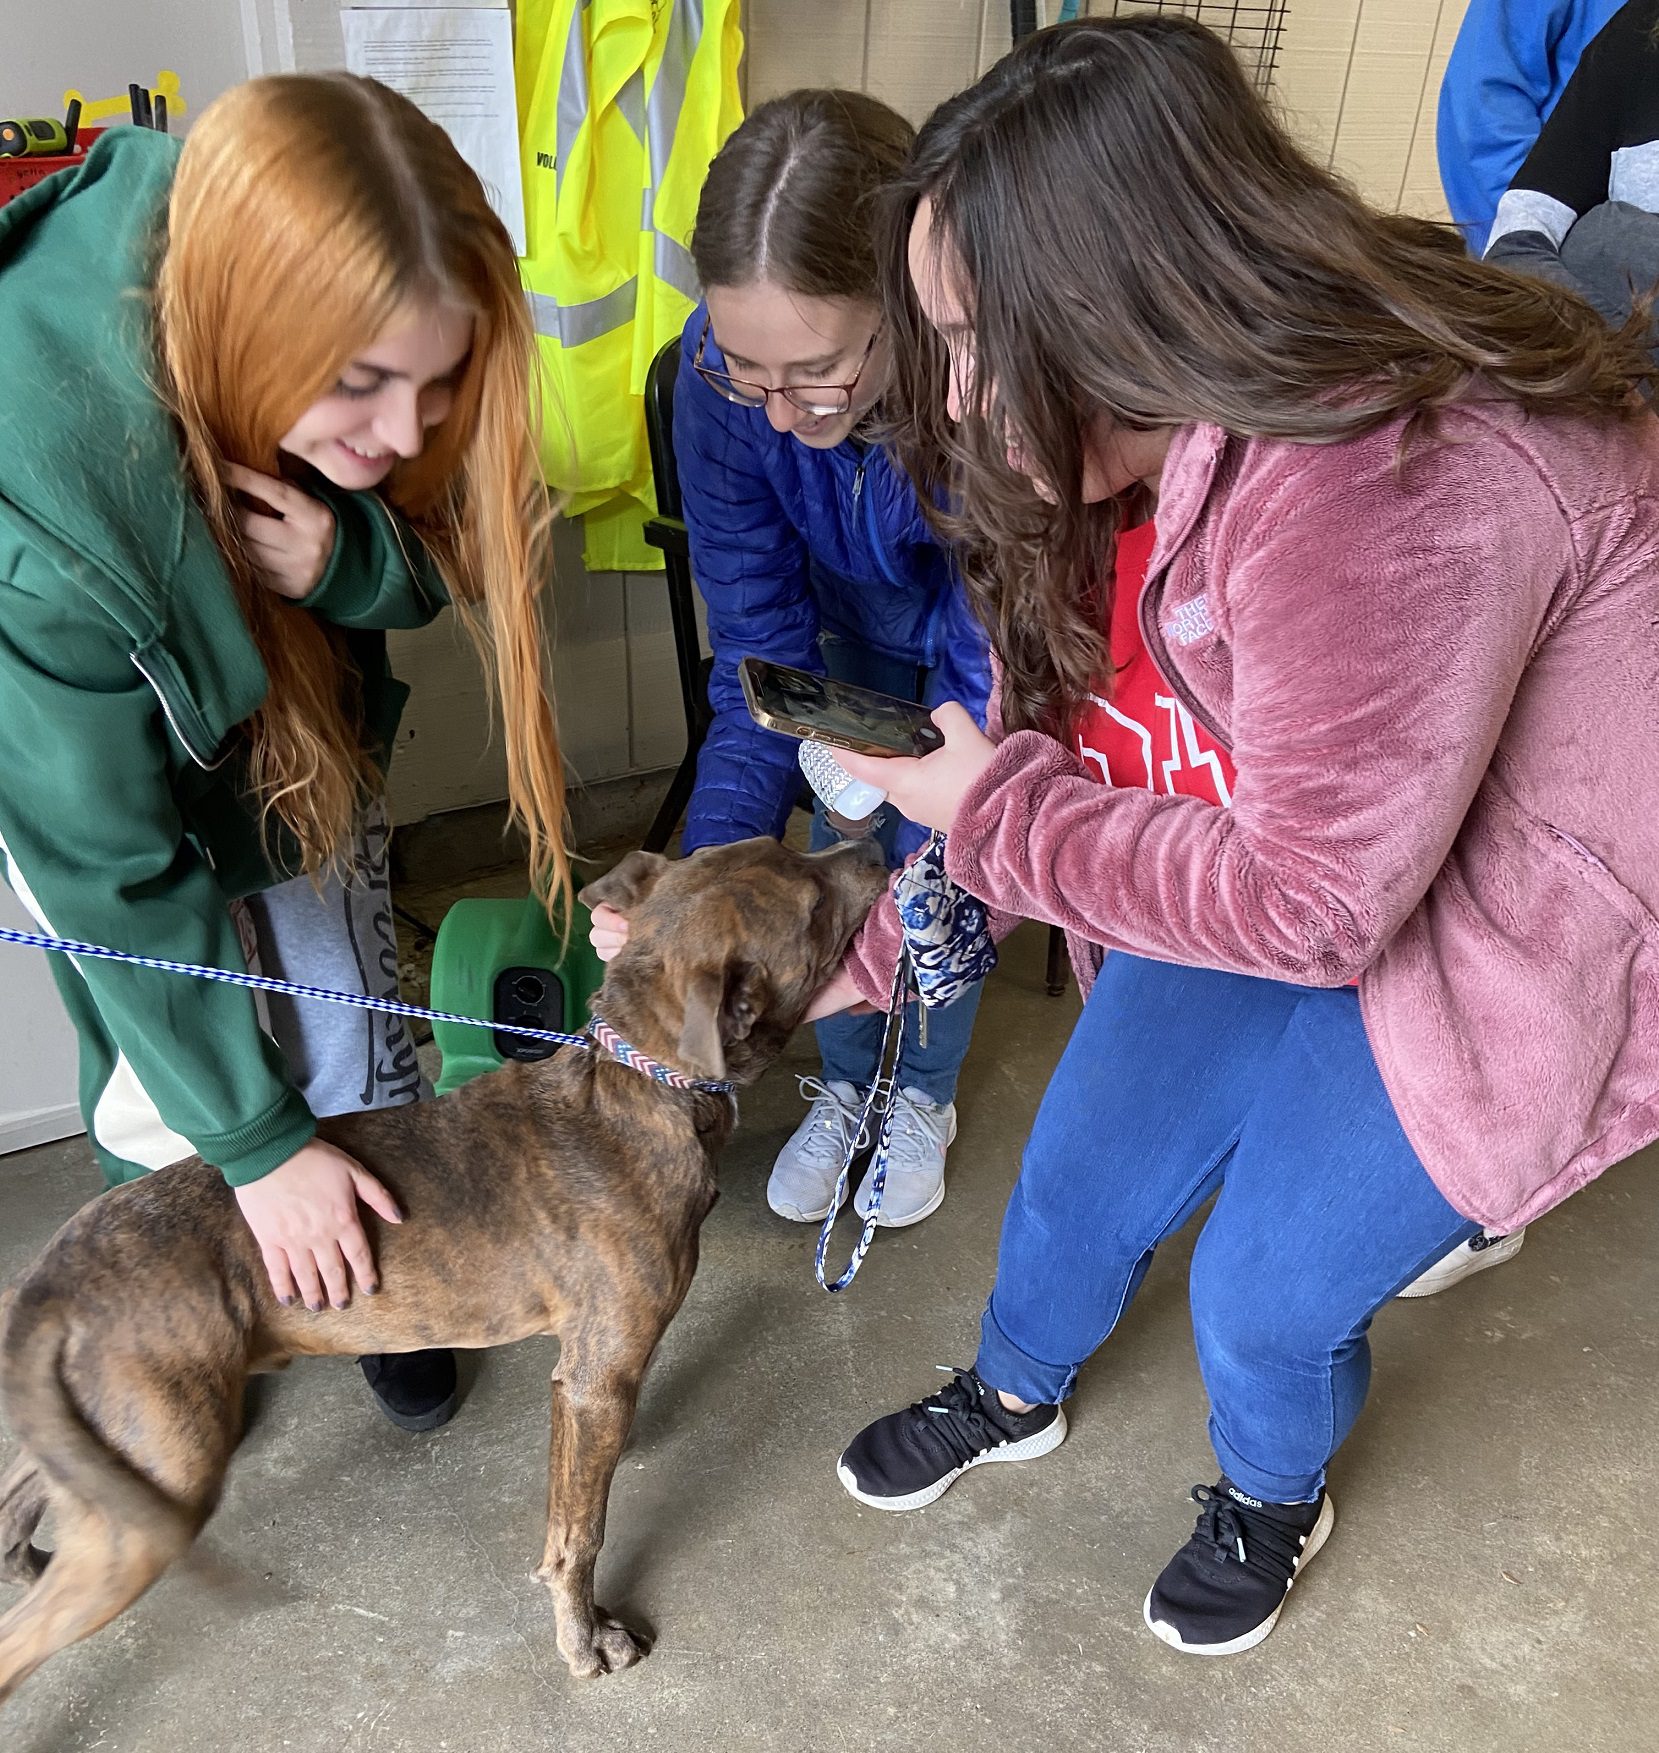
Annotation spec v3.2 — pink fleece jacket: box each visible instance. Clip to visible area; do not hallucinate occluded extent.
[846,401,1659,1231]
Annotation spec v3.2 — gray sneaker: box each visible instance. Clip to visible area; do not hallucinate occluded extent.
[853,1087,955,1228]
[767,1077,867,1222]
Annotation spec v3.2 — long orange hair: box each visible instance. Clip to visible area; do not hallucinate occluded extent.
[156,73,569,906]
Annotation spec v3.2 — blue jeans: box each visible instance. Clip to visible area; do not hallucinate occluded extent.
[976,952,1477,1504]
[810,636,982,1106]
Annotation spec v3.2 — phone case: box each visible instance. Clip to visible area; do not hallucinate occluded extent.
[739,657,942,759]
[798,740,887,822]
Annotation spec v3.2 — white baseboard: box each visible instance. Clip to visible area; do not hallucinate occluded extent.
[0,1105,85,1159]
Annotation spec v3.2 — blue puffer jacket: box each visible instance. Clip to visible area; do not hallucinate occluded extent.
[675,306,991,857]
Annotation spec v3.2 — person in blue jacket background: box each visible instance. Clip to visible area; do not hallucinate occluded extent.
[673,89,992,1229]
[1437,0,1621,250]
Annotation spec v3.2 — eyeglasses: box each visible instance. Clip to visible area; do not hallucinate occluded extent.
[693,316,881,418]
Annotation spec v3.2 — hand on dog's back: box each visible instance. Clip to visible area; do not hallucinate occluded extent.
[233,1140,403,1312]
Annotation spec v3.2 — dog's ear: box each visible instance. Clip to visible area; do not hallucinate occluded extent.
[678,962,767,1081]
[579,850,669,916]
[678,968,727,1081]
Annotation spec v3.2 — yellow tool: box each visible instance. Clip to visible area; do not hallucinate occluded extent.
[62,71,185,128]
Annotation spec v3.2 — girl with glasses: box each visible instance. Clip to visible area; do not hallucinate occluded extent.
[592,90,994,1232]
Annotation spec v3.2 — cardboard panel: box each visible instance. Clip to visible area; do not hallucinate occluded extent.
[1399,0,1470,220]
[1328,0,1443,208]
[864,0,994,123]
[1274,0,1365,166]
[745,0,870,104]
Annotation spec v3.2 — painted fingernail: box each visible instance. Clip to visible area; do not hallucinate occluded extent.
[278,1295,295,1308]
[306,1301,322,1313]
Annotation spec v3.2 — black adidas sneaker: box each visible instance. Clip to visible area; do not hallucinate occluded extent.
[1143,1479,1334,1655]
[836,1366,1067,1512]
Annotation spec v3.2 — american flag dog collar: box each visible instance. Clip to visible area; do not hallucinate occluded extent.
[586,1014,734,1096]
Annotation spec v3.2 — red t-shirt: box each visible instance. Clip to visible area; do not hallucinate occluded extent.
[1071,521,1235,806]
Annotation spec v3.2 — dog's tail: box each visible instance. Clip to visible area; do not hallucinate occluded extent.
[0,1294,186,1544]
[0,1456,47,1587]
[0,1287,51,1584]
[0,1296,199,1707]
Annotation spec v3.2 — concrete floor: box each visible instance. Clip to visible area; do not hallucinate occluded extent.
[2,921,1657,1753]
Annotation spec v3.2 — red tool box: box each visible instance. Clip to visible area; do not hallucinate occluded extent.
[0,128,104,209]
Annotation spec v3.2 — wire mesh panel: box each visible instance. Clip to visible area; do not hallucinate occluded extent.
[1071,1,1290,92]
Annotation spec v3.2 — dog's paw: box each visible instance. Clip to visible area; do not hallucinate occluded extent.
[563,1615,648,1679]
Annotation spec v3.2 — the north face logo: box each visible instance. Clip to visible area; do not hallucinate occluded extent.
[1164,595,1214,647]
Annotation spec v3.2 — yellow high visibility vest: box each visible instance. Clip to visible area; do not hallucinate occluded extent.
[517,0,743,572]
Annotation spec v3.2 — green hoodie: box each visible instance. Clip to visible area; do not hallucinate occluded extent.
[0,128,449,1187]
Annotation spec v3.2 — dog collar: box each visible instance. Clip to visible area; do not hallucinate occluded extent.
[586,1015,734,1096]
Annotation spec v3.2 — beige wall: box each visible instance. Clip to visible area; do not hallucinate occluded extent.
[1275,0,1471,220]
[0,0,250,124]
[744,0,1470,221]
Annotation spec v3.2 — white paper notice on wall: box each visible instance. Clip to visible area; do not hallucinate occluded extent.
[340,6,526,254]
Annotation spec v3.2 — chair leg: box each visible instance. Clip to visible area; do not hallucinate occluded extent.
[1045,924,1068,997]
[641,749,701,855]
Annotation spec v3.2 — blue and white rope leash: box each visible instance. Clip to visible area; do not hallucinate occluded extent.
[0,923,733,1096]
[812,947,911,1295]
[0,922,912,1281]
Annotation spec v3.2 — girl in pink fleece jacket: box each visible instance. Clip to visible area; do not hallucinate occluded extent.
[827,15,1659,1657]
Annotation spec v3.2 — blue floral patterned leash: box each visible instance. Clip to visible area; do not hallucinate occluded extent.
[812,946,912,1294]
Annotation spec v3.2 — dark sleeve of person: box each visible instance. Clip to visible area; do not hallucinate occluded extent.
[672,329,820,854]
[1485,0,1654,303]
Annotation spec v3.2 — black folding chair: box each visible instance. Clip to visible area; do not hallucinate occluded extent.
[639,337,713,854]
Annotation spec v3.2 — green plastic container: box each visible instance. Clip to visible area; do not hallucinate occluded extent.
[428,892,606,1095]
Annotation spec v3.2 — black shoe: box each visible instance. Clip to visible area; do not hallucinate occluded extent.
[836,1366,1067,1512]
[1144,1479,1334,1655]
[360,1349,460,1433]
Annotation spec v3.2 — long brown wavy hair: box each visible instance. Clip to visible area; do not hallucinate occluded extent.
[880,15,1656,735]
[157,73,568,903]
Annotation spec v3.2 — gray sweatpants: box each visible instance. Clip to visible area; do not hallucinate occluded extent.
[237,804,425,1121]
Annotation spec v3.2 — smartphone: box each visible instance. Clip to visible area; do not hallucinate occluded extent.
[738,656,945,758]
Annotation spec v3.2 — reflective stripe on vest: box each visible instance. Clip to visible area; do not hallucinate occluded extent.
[527,0,710,348]
[526,280,637,349]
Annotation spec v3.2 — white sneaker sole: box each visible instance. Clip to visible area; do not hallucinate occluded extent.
[768,1184,847,1224]
[836,1404,1068,1513]
[1396,1228,1525,1299]
[1143,1491,1336,1656]
[855,1177,946,1230]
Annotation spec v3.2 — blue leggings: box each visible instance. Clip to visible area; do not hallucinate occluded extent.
[976,952,1477,1503]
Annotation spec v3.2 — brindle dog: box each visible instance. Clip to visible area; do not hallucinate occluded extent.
[0,835,888,1705]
